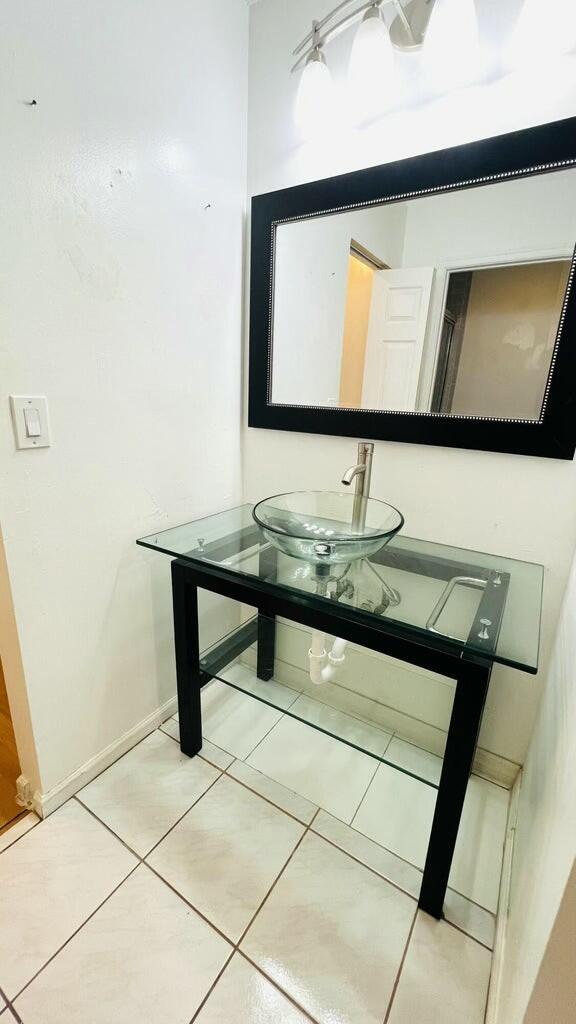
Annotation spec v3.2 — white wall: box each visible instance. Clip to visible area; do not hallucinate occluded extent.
[496,548,576,1023]
[272,204,406,405]
[245,0,576,766]
[0,0,248,801]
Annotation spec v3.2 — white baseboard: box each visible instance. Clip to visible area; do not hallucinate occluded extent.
[32,696,178,818]
[473,748,520,791]
[485,770,522,1024]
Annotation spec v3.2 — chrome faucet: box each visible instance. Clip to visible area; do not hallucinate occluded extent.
[341,442,374,531]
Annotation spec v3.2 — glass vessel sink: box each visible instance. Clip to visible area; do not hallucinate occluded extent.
[252,491,404,565]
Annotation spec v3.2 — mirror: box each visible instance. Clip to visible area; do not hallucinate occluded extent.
[270,169,575,421]
[249,117,576,458]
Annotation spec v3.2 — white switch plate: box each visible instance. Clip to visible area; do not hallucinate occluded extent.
[9,396,51,450]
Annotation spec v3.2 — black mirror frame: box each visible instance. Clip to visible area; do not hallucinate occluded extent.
[248,116,576,460]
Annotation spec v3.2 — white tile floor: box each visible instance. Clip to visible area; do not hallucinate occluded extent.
[0,674,505,1023]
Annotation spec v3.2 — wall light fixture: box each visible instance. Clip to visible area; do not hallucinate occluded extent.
[292,0,440,130]
[293,0,576,133]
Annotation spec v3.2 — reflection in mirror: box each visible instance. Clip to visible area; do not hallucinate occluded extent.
[270,169,575,420]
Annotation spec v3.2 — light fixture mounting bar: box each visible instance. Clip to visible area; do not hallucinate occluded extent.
[292,1,390,73]
[392,0,414,43]
[293,0,371,56]
[291,0,436,71]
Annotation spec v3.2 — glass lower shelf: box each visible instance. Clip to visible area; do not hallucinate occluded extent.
[189,612,510,921]
[201,616,445,791]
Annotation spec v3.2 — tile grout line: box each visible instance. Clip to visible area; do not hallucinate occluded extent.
[152,808,324,1023]
[144,861,237,948]
[382,730,396,756]
[7,723,497,1017]
[382,906,419,1024]
[8,806,492,1024]
[76,760,226,864]
[222,766,317,826]
[4,1000,23,1023]
[239,709,286,762]
[306,819,495,951]
[77,729,499,954]
[239,659,414,751]
[161,725,497,943]
[189,808,324,1024]
[323,816,497,921]
[162,721,469,901]
[0,818,40,858]
[185,949,236,1024]
[73,797,147,861]
[442,916,494,953]
[10,862,141,1005]
[158,724,234,774]
[444,888,498,917]
[211,664,516,792]
[144,771,225,859]
[164,693,286,767]
[286,687,396,743]
[247,694,400,769]
[344,801,501,921]
[307,825,421,902]
[0,984,16,1022]
[236,808,319,948]
[349,756,381,831]
[346,816,426,873]
[7,775,229,1006]
[72,724,177,802]
[2,1005,23,1023]
[239,951,321,1024]
[147,761,494,956]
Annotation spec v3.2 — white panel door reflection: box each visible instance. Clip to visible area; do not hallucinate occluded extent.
[362,268,434,412]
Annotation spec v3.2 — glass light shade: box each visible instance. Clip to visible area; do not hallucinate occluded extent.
[423,0,483,92]
[506,0,576,70]
[294,51,336,136]
[348,10,396,122]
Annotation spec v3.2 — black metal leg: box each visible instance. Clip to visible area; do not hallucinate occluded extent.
[257,545,277,681]
[418,656,492,919]
[257,614,276,680]
[171,559,202,757]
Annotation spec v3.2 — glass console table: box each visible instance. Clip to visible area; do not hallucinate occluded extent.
[137,504,543,920]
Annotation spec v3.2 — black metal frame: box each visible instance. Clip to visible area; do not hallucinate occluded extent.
[249,116,576,459]
[170,535,505,921]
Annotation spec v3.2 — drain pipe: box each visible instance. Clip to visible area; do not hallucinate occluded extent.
[308,632,348,685]
[308,570,349,684]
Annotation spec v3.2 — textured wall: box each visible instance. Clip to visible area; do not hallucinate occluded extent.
[0,0,249,796]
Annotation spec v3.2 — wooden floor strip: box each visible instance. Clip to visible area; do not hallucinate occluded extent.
[0,657,22,829]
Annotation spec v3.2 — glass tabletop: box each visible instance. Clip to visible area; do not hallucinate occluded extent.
[137,503,543,674]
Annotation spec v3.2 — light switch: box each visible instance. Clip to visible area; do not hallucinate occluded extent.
[9,396,51,450]
[24,407,42,438]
